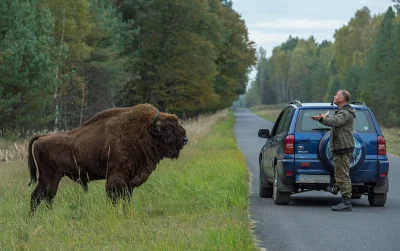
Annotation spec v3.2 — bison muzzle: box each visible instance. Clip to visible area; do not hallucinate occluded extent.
[28,104,187,215]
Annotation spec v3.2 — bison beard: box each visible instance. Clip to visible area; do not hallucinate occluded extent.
[27,104,187,215]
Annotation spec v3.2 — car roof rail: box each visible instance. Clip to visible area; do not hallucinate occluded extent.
[289,100,302,107]
[351,101,366,107]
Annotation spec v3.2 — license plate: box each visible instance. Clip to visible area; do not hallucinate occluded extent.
[296,174,330,183]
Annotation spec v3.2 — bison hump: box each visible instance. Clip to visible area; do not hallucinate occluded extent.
[83,108,129,126]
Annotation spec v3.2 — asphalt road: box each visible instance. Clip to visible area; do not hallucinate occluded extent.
[233,108,400,251]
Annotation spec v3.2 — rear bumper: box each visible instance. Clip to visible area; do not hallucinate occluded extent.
[279,158,389,193]
[294,159,389,183]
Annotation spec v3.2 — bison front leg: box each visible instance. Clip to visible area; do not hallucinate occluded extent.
[106,175,130,206]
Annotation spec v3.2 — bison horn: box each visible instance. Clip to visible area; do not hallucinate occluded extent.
[152,110,160,125]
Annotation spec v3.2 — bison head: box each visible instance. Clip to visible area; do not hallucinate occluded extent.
[150,111,188,158]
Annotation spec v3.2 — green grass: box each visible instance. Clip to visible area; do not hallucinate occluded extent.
[251,104,400,156]
[381,127,400,156]
[0,110,257,251]
[251,105,283,123]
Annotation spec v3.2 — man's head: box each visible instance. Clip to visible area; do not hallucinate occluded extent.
[333,89,350,108]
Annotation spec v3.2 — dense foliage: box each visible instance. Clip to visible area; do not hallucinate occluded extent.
[0,0,256,132]
[246,6,400,127]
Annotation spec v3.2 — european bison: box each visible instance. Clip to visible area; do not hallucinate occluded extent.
[28,104,188,215]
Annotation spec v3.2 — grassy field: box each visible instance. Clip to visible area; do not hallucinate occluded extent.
[0,111,258,251]
[251,105,400,156]
[251,105,284,124]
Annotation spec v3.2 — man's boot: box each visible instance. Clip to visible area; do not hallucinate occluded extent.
[331,197,352,212]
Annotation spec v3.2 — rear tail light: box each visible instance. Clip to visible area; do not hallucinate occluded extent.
[284,135,295,154]
[377,136,386,155]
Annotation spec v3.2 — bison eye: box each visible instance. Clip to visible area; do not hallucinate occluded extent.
[150,127,162,137]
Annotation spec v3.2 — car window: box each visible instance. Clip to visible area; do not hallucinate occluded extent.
[278,109,292,134]
[295,109,376,133]
[354,111,376,132]
[276,109,291,135]
[271,109,288,136]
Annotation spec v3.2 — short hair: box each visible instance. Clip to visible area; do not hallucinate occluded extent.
[339,89,350,102]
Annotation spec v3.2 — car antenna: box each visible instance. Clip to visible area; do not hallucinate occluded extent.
[330,96,334,106]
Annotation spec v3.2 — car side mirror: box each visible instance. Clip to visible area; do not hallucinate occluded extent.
[258,129,271,139]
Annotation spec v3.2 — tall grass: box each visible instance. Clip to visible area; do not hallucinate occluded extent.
[251,106,282,123]
[0,110,257,251]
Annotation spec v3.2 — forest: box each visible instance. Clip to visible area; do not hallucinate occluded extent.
[246,4,400,127]
[0,0,256,132]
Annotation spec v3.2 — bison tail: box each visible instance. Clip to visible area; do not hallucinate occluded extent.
[28,135,41,186]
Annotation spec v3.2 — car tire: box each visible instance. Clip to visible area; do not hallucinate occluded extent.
[368,191,387,206]
[273,167,291,205]
[351,193,362,199]
[259,166,273,198]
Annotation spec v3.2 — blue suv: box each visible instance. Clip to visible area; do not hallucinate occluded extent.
[258,101,389,206]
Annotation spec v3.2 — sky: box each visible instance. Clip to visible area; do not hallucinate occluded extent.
[232,0,395,81]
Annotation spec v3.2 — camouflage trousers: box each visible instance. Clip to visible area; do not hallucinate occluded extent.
[333,152,352,198]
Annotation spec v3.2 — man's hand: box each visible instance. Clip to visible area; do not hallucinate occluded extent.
[319,111,329,117]
[311,110,329,121]
[310,115,321,121]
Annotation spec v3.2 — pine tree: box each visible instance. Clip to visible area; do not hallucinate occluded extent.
[84,0,135,121]
[0,0,57,132]
[361,7,396,125]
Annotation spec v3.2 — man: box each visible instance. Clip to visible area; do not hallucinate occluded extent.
[311,90,356,212]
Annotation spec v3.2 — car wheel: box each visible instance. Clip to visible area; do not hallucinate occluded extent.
[368,191,387,206]
[273,167,291,205]
[259,166,273,198]
[351,193,362,199]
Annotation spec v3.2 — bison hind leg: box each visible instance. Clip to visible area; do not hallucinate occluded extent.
[30,181,46,216]
[44,172,63,207]
[30,173,63,216]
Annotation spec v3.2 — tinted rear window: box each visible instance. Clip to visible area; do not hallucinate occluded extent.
[295,109,376,133]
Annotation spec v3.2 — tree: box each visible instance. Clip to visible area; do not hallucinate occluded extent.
[84,0,134,121]
[333,7,372,81]
[267,46,290,103]
[118,0,255,114]
[311,42,333,101]
[288,38,317,102]
[244,80,260,107]
[360,7,396,125]
[0,0,57,131]
[393,0,400,11]
[44,0,92,129]
[213,3,256,109]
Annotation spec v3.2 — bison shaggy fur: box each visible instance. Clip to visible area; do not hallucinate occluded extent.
[28,104,187,215]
